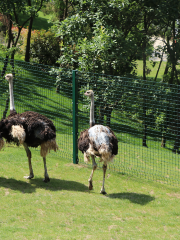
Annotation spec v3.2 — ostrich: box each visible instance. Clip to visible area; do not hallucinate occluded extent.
[78,90,118,194]
[0,73,58,182]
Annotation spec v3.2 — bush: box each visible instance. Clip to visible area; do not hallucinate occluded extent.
[30,29,60,65]
[0,14,9,33]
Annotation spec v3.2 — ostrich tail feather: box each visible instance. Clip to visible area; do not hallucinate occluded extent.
[40,139,58,157]
[0,138,5,150]
[99,149,115,163]
[84,152,90,163]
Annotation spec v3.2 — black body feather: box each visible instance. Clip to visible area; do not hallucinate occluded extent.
[0,111,56,147]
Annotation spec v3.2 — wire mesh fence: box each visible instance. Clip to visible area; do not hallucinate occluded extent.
[0,57,180,186]
[76,71,180,186]
[0,57,73,161]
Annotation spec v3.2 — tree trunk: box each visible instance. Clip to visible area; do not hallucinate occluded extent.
[99,105,105,125]
[2,97,10,119]
[142,12,148,147]
[161,115,168,148]
[25,16,33,62]
[154,34,165,82]
[106,106,113,127]
[142,111,148,147]
[161,135,166,148]
[173,89,180,153]
[64,0,68,19]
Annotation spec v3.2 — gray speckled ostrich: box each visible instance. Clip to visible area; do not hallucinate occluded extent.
[0,74,58,182]
[78,90,118,194]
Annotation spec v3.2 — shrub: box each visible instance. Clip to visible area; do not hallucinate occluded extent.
[30,29,60,65]
[0,13,9,33]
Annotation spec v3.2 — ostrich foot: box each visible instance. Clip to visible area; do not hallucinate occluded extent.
[88,179,93,190]
[100,188,107,195]
[43,177,50,183]
[24,173,34,179]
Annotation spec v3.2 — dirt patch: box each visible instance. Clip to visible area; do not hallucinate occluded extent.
[166,193,180,199]
[65,163,88,169]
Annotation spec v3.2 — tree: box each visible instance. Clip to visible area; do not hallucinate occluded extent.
[51,0,145,126]
[150,0,180,151]
[0,0,46,119]
[24,0,45,62]
[0,0,46,66]
[0,0,30,75]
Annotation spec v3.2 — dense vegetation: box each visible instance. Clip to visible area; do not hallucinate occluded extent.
[0,0,180,81]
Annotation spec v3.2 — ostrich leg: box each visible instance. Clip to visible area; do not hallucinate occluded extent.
[88,155,97,190]
[100,164,107,194]
[23,143,34,179]
[43,157,50,182]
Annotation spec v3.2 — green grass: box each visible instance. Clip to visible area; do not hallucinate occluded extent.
[136,60,167,80]
[17,11,53,31]
[32,11,53,30]
[0,144,180,239]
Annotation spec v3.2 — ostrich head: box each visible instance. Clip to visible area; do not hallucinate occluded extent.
[84,90,94,98]
[5,73,13,83]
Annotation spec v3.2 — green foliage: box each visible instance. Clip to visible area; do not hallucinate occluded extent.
[50,0,180,85]
[42,0,76,22]
[76,26,136,75]
[30,29,60,65]
[41,2,58,22]
[0,0,25,15]
[52,0,140,76]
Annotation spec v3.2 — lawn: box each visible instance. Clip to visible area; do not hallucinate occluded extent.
[136,59,167,80]
[17,11,53,31]
[0,145,180,239]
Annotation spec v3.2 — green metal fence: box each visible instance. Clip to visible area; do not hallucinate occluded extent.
[1,57,180,186]
[0,57,73,161]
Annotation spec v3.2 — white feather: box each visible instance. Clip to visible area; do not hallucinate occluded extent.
[88,125,111,147]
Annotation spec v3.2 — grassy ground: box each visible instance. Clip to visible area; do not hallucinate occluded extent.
[0,145,180,239]
[17,11,53,31]
[135,60,166,80]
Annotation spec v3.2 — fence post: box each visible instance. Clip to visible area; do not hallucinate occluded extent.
[72,70,79,164]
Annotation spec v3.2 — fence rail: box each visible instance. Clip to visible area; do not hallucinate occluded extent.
[0,57,180,186]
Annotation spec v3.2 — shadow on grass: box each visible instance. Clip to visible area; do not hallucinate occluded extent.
[107,192,155,205]
[0,177,87,193]
[17,12,53,31]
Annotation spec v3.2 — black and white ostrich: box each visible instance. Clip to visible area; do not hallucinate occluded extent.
[78,90,118,194]
[0,73,58,182]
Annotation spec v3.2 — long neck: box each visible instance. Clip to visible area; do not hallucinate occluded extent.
[90,94,95,127]
[9,80,15,111]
